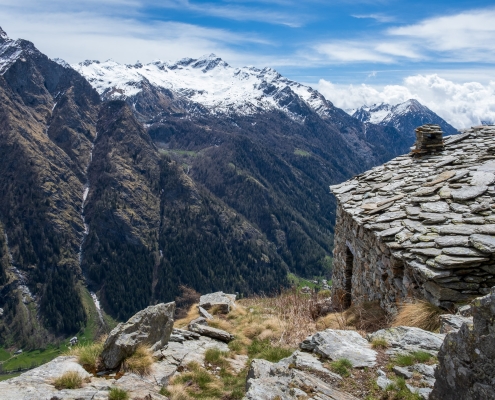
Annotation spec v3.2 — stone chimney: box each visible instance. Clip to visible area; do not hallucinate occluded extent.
[412,124,444,155]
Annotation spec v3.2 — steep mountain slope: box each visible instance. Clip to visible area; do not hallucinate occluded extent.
[0,27,429,347]
[351,99,458,148]
[0,28,100,346]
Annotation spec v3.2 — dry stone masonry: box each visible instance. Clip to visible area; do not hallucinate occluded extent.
[330,125,495,313]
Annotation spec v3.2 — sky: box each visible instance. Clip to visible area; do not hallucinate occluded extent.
[1,0,495,128]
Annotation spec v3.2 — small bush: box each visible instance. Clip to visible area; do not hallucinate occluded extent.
[330,358,353,377]
[108,387,129,400]
[392,300,443,332]
[371,337,389,349]
[123,345,153,375]
[53,371,84,390]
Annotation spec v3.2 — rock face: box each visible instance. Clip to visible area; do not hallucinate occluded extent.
[300,329,377,367]
[199,291,236,313]
[368,326,445,355]
[439,314,473,334]
[431,288,495,400]
[100,302,175,369]
[244,351,359,400]
[330,125,495,312]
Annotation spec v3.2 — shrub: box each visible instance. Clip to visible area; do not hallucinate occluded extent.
[330,358,353,377]
[371,337,389,349]
[123,345,153,375]
[392,300,442,332]
[53,371,84,390]
[108,387,129,400]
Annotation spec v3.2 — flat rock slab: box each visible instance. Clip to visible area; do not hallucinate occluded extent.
[300,329,377,367]
[368,326,445,356]
[100,302,175,370]
[420,202,450,213]
[278,350,342,381]
[188,322,234,342]
[451,185,488,201]
[199,291,236,313]
[469,234,495,253]
[435,236,470,247]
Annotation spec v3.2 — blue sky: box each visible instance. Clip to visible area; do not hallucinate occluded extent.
[2,0,495,126]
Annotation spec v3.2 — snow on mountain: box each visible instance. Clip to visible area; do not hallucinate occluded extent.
[0,29,24,75]
[352,99,458,136]
[74,54,331,120]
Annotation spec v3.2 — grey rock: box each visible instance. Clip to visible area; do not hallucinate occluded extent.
[435,235,470,247]
[300,329,377,367]
[410,195,441,203]
[408,260,451,280]
[332,184,357,194]
[451,185,488,201]
[188,322,234,342]
[199,291,236,314]
[408,385,433,400]
[393,365,413,379]
[420,202,450,213]
[435,254,489,267]
[419,212,447,224]
[470,201,491,213]
[376,375,394,390]
[100,302,175,370]
[469,234,495,253]
[198,306,214,320]
[457,304,472,316]
[368,326,445,355]
[413,186,442,197]
[438,224,478,235]
[439,314,473,334]
[377,226,403,237]
[376,211,407,223]
[172,328,200,340]
[190,316,208,325]
[424,281,475,302]
[278,350,342,381]
[410,248,442,257]
[244,357,359,400]
[431,288,495,400]
[470,171,495,186]
[441,247,486,257]
[450,202,471,213]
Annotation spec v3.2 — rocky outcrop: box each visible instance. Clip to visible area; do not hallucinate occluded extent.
[431,288,495,400]
[300,329,377,367]
[368,326,445,355]
[439,313,473,334]
[100,302,175,370]
[199,291,236,314]
[244,351,359,400]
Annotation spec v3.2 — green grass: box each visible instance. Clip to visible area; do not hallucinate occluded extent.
[204,348,229,368]
[0,348,10,362]
[160,149,199,157]
[175,362,223,398]
[330,358,353,377]
[0,372,21,381]
[294,148,311,157]
[393,351,434,367]
[247,339,294,363]
[1,345,68,372]
[109,387,129,400]
[385,377,422,400]
[371,337,389,349]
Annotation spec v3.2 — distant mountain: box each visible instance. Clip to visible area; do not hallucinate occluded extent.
[351,99,458,145]
[0,27,427,347]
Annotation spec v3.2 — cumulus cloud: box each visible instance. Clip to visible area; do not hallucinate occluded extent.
[317,74,495,129]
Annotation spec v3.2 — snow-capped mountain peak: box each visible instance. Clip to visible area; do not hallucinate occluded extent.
[74,54,333,120]
[352,99,458,136]
[0,27,8,42]
[0,27,25,75]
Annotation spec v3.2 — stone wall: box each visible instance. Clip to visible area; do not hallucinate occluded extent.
[332,203,421,314]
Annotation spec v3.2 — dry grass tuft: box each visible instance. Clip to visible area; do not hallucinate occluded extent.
[162,384,193,400]
[122,345,153,376]
[53,370,85,390]
[67,336,106,372]
[174,303,200,329]
[392,300,443,332]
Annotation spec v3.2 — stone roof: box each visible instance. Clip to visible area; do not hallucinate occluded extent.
[330,125,495,300]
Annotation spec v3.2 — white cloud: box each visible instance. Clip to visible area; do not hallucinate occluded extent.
[316,6,495,64]
[317,74,495,129]
[352,13,395,23]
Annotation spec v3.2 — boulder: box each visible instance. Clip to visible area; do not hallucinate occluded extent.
[439,314,473,334]
[367,326,445,355]
[300,329,377,367]
[198,306,214,320]
[100,302,175,370]
[188,322,234,342]
[278,350,342,381]
[431,288,495,400]
[199,291,236,314]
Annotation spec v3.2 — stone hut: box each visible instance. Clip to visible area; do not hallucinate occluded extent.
[330,125,495,313]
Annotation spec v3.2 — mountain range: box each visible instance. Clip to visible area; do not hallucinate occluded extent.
[0,26,457,347]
